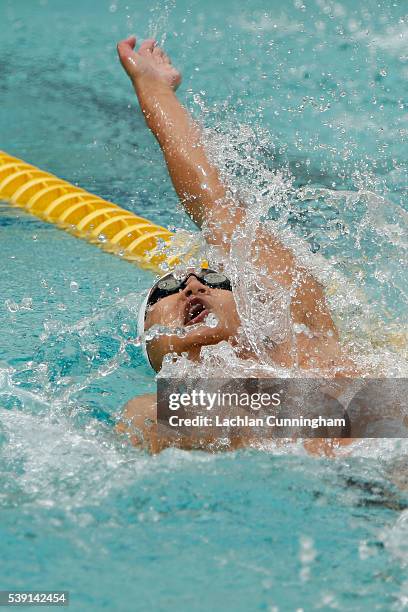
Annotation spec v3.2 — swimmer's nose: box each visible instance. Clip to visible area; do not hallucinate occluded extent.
[182,275,209,297]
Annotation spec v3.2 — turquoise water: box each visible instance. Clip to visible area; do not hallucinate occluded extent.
[1,0,408,610]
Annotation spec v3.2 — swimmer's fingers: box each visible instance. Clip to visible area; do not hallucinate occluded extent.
[117,36,154,60]
[117,35,136,56]
[153,46,172,65]
[117,36,157,79]
[139,38,157,56]
[117,36,139,74]
[157,43,172,64]
[125,35,136,49]
[152,46,165,63]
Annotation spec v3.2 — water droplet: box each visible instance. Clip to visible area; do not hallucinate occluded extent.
[205,313,219,328]
[5,299,19,313]
[20,297,33,310]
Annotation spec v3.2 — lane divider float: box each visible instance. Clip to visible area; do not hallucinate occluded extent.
[0,151,190,273]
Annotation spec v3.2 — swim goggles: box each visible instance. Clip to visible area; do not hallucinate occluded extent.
[146,268,232,309]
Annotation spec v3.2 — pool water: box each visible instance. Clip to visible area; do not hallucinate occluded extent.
[1,0,407,610]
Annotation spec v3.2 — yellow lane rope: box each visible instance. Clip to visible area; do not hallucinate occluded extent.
[0,151,184,273]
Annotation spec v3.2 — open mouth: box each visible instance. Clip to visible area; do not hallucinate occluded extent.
[184,297,209,326]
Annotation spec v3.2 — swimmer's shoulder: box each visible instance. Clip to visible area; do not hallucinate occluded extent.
[116,393,157,447]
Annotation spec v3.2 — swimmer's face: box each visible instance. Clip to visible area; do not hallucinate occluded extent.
[144,275,241,371]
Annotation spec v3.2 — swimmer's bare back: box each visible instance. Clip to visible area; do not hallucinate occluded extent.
[115,36,356,454]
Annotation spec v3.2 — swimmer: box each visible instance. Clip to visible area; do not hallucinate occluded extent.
[115,36,357,454]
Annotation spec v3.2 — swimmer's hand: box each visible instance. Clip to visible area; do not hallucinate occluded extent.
[117,36,181,90]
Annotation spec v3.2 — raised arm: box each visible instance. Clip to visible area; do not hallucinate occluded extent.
[116,38,299,282]
[117,36,239,231]
[117,36,337,337]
